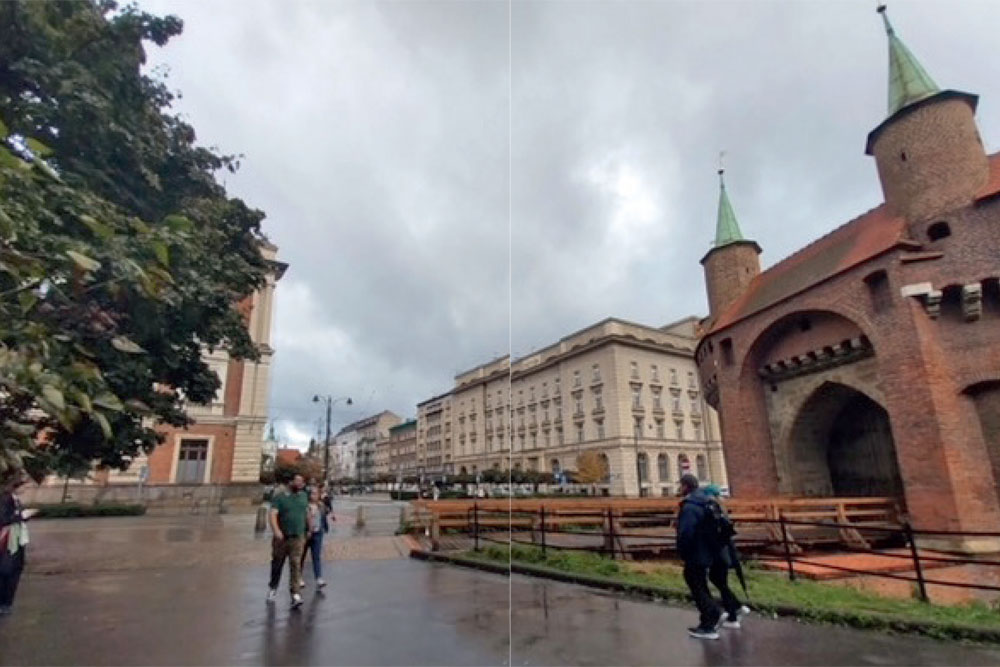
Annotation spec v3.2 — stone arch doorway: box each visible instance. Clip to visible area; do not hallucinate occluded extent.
[786,382,902,497]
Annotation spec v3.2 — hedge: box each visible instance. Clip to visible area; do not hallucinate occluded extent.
[29,503,147,518]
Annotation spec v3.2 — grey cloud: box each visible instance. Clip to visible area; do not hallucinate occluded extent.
[140,0,1000,443]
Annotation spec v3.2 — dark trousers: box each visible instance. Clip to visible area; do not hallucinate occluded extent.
[0,548,25,609]
[268,536,305,596]
[683,560,742,629]
[300,531,324,580]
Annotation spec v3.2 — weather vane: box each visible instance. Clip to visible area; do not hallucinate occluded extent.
[718,150,726,177]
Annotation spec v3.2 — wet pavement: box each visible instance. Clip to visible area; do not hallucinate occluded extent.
[1,508,999,665]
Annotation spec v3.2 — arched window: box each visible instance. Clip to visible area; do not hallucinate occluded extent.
[551,459,560,475]
[696,454,708,482]
[460,466,468,476]
[598,453,611,483]
[657,454,669,483]
[637,453,648,482]
[677,453,690,478]
[927,221,951,241]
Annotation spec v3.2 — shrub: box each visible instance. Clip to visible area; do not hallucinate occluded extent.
[30,503,147,518]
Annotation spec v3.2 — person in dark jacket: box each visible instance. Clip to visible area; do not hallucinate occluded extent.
[676,474,746,639]
[0,471,37,616]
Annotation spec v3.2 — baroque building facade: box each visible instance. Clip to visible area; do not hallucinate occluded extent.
[418,317,725,497]
[695,9,1000,550]
[333,410,402,483]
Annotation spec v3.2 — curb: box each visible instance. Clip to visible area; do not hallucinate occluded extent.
[409,550,1000,645]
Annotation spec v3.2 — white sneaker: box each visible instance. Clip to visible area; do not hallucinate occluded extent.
[291,593,303,609]
[316,578,327,588]
[266,589,277,603]
[721,605,750,629]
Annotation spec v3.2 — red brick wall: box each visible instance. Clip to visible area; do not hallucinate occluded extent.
[697,192,1000,532]
[148,424,237,484]
[756,311,864,366]
[702,242,761,319]
[871,97,988,226]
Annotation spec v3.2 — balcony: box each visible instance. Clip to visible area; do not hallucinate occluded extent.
[591,405,605,416]
[573,411,585,421]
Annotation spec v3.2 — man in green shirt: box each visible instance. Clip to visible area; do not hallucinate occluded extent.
[267,473,309,608]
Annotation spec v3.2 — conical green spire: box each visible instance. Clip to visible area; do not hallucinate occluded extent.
[714,169,744,248]
[879,4,940,115]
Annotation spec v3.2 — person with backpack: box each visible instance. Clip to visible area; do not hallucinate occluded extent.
[676,474,748,640]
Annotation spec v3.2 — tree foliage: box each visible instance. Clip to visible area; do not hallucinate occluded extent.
[575,451,609,485]
[0,1,270,481]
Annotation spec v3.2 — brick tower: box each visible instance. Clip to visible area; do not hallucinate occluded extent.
[866,4,990,231]
[695,4,1000,552]
[700,168,761,319]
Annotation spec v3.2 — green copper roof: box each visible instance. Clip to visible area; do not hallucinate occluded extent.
[714,170,744,248]
[879,5,939,115]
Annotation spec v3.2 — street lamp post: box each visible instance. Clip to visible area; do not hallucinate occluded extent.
[313,395,353,486]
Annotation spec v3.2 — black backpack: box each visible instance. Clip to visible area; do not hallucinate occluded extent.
[705,498,737,548]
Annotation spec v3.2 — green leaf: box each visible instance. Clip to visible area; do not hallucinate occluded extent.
[18,291,37,315]
[31,157,61,181]
[148,266,175,285]
[111,336,146,354]
[94,412,113,439]
[4,420,35,436]
[41,384,65,411]
[164,214,193,234]
[66,250,101,272]
[125,399,151,413]
[26,137,53,158]
[78,215,113,241]
[152,240,169,266]
[0,205,14,240]
[93,392,123,412]
[72,391,93,413]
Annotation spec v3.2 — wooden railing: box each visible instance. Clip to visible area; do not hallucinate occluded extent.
[409,496,903,554]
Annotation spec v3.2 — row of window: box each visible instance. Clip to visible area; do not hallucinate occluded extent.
[453,364,699,416]
[454,417,705,455]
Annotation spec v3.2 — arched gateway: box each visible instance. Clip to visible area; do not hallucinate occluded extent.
[786,382,903,497]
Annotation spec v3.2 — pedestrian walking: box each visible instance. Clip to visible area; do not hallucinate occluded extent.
[1,471,38,616]
[676,474,749,640]
[267,473,309,609]
[298,487,331,589]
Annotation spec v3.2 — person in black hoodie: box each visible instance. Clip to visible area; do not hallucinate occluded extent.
[676,474,746,640]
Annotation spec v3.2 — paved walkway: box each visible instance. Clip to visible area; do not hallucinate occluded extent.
[2,558,999,666]
[2,510,999,665]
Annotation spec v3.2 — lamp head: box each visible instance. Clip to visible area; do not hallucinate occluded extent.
[313,395,320,403]
[346,397,353,405]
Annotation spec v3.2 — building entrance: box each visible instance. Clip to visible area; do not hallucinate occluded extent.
[787,382,902,498]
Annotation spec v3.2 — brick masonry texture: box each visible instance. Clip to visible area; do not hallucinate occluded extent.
[697,91,1000,535]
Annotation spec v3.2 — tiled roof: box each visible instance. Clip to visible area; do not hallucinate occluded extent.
[276,448,303,465]
[707,151,1000,335]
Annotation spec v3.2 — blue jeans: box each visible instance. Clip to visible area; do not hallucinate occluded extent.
[301,531,324,579]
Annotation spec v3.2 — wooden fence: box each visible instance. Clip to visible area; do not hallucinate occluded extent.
[409,496,903,555]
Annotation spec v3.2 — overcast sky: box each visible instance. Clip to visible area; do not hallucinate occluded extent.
[140,1,1000,448]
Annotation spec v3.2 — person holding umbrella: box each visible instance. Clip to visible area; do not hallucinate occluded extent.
[676,474,748,639]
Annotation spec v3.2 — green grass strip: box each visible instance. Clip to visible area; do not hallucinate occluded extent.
[422,544,1000,644]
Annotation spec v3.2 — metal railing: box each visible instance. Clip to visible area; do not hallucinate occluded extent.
[441,504,1000,602]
